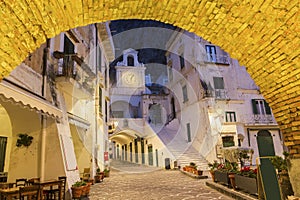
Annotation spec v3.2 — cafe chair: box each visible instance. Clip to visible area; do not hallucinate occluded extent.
[16,178,27,187]
[81,168,90,182]
[27,178,40,186]
[19,185,40,200]
[45,176,67,200]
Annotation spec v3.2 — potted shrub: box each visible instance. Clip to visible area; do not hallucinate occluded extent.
[208,161,220,182]
[94,168,104,183]
[71,181,84,199]
[271,152,294,199]
[214,160,238,188]
[103,168,110,177]
[235,166,258,194]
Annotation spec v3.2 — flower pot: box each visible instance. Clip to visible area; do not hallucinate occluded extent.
[278,172,294,199]
[71,186,82,199]
[235,174,257,195]
[209,170,216,182]
[82,183,91,196]
[197,170,203,176]
[228,173,236,189]
[214,170,230,186]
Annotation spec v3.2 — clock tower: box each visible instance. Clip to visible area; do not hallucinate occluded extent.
[114,48,146,94]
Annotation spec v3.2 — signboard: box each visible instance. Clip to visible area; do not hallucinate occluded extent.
[104,152,109,161]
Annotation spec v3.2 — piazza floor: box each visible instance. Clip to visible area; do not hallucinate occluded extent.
[88,161,233,200]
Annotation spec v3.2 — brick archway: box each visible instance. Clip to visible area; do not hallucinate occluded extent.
[0,0,299,194]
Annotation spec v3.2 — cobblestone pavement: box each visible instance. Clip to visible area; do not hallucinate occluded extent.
[88,169,234,200]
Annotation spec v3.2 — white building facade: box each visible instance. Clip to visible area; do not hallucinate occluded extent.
[165,29,284,166]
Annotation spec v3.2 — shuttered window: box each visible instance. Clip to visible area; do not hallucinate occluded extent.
[213,77,224,89]
[187,123,191,142]
[0,137,7,172]
[251,99,271,115]
[182,85,188,102]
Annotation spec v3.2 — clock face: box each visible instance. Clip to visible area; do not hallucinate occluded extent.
[124,72,138,85]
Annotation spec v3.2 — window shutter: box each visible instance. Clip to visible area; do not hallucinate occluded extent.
[264,100,272,114]
[252,99,258,114]
[213,77,224,89]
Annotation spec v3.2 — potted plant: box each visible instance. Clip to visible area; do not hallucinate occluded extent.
[94,168,104,183]
[208,160,220,182]
[214,160,238,188]
[103,168,110,177]
[271,152,294,199]
[235,166,258,194]
[71,181,84,199]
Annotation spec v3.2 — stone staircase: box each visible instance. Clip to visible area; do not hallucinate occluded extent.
[156,118,209,171]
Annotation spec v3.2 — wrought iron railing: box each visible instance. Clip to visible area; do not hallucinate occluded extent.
[241,114,277,124]
[206,53,230,65]
[56,55,77,78]
[215,89,228,100]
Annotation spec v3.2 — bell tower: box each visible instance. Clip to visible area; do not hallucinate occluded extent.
[114,48,146,95]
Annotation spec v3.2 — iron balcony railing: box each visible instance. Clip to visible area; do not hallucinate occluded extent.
[205,53,230,65]
[215,89,228,100]
[241,114,277,124]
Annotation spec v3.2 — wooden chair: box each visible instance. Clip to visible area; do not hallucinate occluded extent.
[16,178,27,187]
[81,168,90,182]
[27,178,40,186]
[19,185,40,200]
[44,176,67,200]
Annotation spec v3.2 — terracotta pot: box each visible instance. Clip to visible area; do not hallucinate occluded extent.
[228,173,236,189]
[209,170,216,182]
[197,170,203,176]
[71,186,82,198]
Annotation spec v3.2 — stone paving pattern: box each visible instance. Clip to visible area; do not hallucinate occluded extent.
[88,169,233,200]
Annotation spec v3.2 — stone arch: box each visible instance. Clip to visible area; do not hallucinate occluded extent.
[0,0,299,193]
[0,2,298,146]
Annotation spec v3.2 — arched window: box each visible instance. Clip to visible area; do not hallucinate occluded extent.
[127,56,134,66]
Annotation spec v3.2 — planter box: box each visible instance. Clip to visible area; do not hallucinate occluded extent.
[235,174,258,195]
[214,170,230,186]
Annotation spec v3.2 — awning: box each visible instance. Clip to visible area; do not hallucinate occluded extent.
[0,81,62,119]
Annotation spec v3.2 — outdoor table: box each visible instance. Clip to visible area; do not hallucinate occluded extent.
[34,179,63,200]
[0,187,19,200]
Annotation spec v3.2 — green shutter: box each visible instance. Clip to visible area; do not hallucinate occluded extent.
[264,100,272,114]
[252,99,258,114]
[0,137,7,172]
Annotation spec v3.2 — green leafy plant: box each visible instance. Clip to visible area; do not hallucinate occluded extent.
[189,162,197,169]
[72,181,86,187]
[16,133,33,147]
[208,160,220,171]
[271,152,290,173]
[237,166,257,178]
[96,168,101,173]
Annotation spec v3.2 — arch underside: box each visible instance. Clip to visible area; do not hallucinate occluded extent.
[0,1,299,153]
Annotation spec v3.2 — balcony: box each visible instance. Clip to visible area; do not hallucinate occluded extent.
[241,114,277,125]
[55,58,94,99]
[215,89,228,100]
[205,53,230,65]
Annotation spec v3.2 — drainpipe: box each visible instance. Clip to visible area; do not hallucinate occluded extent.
[93,24,98,177]
[40,39,50,181]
